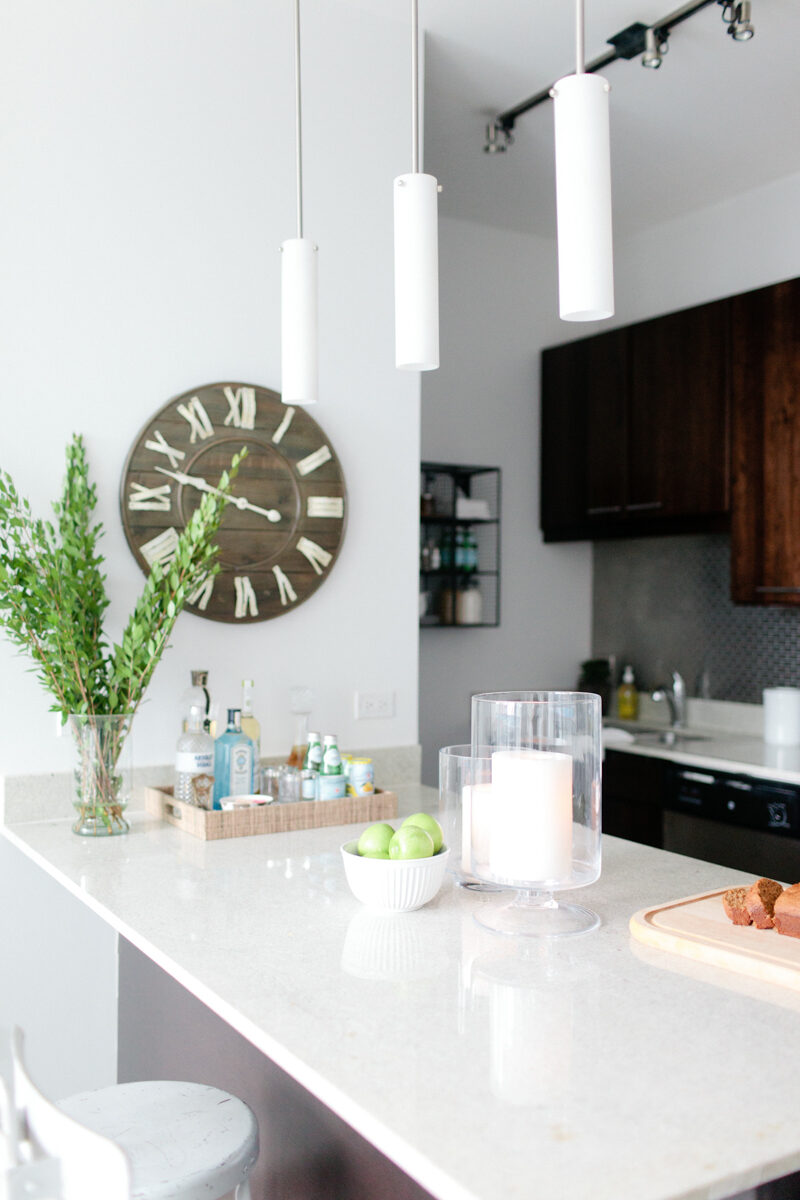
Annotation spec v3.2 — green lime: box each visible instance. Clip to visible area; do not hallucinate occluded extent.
[357,822,395,858]
[401,812,443,854]
[389,825,435,860]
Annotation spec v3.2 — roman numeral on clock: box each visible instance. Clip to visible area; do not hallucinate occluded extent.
[296,445,332,476]
[307,496,344,518]
[128,482,172,512]
[223,386,256,430]
[234,575,259,619]
[177,396,214,443]
[272,406,295,445]
[297,537,332,576]
[272,565,297,606]
[188,575,215,611]
[139,527,180,568]
[145,429,185,469]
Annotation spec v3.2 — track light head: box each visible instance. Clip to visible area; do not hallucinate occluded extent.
[641,27,667,68]
[720,0,755,41]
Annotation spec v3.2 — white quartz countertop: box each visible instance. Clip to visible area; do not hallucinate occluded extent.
[5,786,800,1200]
[604,724,800,785]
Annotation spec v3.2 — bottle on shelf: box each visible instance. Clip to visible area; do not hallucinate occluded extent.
[456,581,483,625]
[180,670,216,735]
[617,665,639,721]
[213,709,255,808]
[454,528,466,570]
[463,529,478,573]
[318,734,346,801]
[174,704,215,809]
[240,679,261,790]
[440,530,453,570]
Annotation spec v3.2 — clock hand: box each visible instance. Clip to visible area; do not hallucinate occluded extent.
[155,466,280,523]
[232,496,281,523]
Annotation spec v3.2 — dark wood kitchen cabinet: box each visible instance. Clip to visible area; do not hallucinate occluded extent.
[540,298,731,541]
[731,277,800,605]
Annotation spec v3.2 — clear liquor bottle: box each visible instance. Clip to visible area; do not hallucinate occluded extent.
[175,705,215,809]
[240,679,261,790]
[213,709,255,808]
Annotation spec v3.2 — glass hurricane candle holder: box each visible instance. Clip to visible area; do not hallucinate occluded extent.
[439,745,503,891]
[469,691,602,937]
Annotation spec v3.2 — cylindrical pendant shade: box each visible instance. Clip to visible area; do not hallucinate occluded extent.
[281,236,318,405]
[394,172,439,371]
[551,73,614,323]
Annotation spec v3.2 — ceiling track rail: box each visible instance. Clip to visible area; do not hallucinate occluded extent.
[485,0,719,149]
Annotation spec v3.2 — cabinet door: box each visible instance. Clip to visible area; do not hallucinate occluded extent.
[731,278,800,605]
[628,299,730,518]
[540,330,626,541]
[540,340,589,540]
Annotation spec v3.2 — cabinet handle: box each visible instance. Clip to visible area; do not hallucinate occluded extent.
[626,501,663,512]
[586,505,622,515]
[755,586,800,594]
[677,770,716,785]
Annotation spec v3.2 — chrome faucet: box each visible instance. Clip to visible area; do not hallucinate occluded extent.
[651,671,687,729]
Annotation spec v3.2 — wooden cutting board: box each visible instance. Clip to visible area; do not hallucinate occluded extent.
[630,887,800,992]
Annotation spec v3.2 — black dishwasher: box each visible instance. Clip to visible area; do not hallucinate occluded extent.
[663,765,800,879]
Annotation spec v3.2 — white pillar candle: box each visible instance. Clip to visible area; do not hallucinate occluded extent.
[462,782,493,876]
[489,750,572,883]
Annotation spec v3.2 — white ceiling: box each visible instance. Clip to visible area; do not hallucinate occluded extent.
[362,0,800,239]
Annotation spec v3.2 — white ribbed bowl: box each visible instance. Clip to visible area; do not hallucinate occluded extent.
[340,841,450,912]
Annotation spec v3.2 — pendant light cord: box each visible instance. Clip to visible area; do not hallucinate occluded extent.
[576,0,585,73]
[411,0,420,173]
[293,0,304,238]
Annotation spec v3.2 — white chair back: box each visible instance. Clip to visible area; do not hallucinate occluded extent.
[10,1028,130,1200]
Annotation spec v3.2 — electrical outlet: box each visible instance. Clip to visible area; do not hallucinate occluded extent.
[354,690,395,720]
[290,686,314,714]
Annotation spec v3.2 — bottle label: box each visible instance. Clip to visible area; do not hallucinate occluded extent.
[321,746,343,774]
[229,743,253,795]
[175,750,214,774]
[317,774,347,801]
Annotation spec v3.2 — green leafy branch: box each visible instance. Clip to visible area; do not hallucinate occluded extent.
[0,435,244,722]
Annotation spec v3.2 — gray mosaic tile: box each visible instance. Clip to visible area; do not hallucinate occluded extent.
[592,533,800,703]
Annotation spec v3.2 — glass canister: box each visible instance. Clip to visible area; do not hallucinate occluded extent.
[469,691,602,937]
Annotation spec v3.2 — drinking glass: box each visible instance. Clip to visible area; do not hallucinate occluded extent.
[469,691,602,937]
[439,745,502,891]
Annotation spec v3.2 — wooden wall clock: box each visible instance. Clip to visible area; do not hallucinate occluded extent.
[120,382,347,623]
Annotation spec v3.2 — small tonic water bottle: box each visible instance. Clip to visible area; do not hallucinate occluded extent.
[175,704,215,809]
[303,732,323,771]
[213,709,255,809]
[318,734,346,801]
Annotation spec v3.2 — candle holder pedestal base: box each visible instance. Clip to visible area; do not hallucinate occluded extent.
[475,889,600,938]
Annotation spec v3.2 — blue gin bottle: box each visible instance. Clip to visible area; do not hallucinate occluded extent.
[213,708,255,808]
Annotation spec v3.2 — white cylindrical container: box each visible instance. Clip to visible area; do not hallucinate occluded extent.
[394,172,439,371]
[551,72,614,323]
[489,750,573,883]
[763,687,800,746]
[281,236,318,405]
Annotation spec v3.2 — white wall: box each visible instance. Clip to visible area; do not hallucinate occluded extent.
[419,217,593,782]
[0,0,419,777]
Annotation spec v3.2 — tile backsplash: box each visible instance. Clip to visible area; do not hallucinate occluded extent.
[592,533,800,703]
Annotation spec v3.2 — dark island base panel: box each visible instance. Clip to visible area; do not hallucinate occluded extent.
[117,938,434,1200]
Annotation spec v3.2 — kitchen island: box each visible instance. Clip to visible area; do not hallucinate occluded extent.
[3,784,800,1200]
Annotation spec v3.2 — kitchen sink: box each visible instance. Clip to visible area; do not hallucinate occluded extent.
[633,730,710,747]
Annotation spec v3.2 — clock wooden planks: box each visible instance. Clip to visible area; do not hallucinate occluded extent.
[120,382,347,623]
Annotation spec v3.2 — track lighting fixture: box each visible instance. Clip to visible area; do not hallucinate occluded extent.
[641,27,668,68]
[721,0,754,41]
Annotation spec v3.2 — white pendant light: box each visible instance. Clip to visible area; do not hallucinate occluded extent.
[394,0,439,372]
[551,0,614,323]
[281,0,318,405]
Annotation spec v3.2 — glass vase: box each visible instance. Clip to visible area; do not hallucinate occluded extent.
[469,691,602,937]
[68,714,133,837]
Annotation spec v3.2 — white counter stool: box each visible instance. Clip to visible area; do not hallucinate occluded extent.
[10,1029,258,1200]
